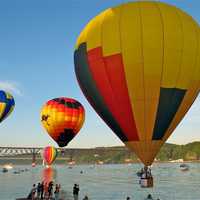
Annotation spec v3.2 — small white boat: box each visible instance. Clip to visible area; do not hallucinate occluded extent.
[2,163,13,172]
[3,163,13,169]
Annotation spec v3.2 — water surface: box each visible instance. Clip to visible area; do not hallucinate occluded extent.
[1,163,200,200]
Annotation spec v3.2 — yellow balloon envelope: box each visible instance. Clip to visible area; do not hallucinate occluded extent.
[74,1,200,166]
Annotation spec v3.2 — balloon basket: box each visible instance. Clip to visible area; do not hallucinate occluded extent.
[140,177,153,188]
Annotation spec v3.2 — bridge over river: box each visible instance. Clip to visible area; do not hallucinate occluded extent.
[0,146,130,164]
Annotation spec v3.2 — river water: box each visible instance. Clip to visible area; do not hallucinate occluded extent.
[0,163,200,200]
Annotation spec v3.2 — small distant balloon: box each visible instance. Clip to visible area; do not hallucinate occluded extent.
[40,97,85,147]
[0,90,15,123]
[42,146,57,165]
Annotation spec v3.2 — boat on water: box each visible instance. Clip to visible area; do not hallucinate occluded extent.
[2,163,13,173]
[136,170,143,177]
[3,163,13,169]
[13,171,20,174]
[180,163,189,171]
[2,168,8,173]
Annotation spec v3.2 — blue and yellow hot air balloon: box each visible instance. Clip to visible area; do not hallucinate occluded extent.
[74,1,200,166]
[0,90,15,123]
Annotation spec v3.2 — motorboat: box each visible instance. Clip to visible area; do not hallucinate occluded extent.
[2,163,13,173]
[2,168,8,173]
[13,171,20,174]
[3,163,13,169]
[136,170,143,177]
[180,163,189,171]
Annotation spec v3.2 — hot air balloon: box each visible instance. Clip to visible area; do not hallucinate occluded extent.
[40,98,85,147]
[42,146,58,165]
[0,90,15,123]
[74,0,200,172]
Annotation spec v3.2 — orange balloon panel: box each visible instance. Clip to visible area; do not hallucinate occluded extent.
[41,98,85,147]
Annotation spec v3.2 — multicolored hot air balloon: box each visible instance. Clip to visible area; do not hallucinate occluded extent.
[74,1,200,167]
[42,146,57,165]
[0,90,15,123]
[40,98,85,147]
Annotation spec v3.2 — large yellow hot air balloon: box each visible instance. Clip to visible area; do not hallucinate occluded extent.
[74,1,200,167]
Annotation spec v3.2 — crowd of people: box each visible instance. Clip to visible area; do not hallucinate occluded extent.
[27,181,60,200]
[27,182,159,200]
[27,182,90,200]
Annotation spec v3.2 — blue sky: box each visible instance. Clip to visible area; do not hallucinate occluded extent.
[0,0,200,148]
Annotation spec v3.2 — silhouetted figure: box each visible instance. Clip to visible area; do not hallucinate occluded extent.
[43,182,48,199]
[54,184,61,200]
[36,182,41,199]
[40,181,44,199]
[126,197,130,200]
[73,184,80,200]
[146,194,153,200]
[48,181,54,199]
[83,195,89,200]
[27,184,36,200]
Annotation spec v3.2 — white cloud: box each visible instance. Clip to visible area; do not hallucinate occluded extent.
[0,81,22,96]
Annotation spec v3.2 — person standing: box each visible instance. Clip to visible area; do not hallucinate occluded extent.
[54,184,61,200]
[73,184,80,200]
[145,194,153,200]
[48,181,54,199]
[40,181,44,199]
[44,182,49,199]
[36,182,41,199]
[31,184,36,200]
[83,195,89,200]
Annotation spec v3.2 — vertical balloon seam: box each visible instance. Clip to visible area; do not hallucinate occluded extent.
[119,2,145,157]
[153,6,199,141]
[118,4,140,141]
[45,147,49,164]
[100,6,140,141]
[74,102,80,133]
[150,2,164,144]
[70,100,75,135]
[74,44,128,142]
[72,100,80,137]
[68,100,73,132]
[152,5,186,140]
[100,8,125,140]
[161,18,200,143]
[76,104,84,134]
[82,44,129,142]
[167,7,198,139]
[48,147,51,164]
[138,2,147,156]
